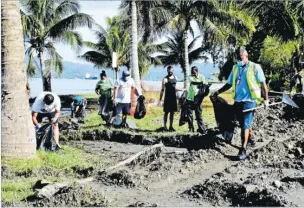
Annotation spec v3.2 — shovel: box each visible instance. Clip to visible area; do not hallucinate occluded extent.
[243,93,299,112]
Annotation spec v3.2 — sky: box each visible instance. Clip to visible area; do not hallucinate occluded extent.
[55,1,121,63]
[55,1,204,64]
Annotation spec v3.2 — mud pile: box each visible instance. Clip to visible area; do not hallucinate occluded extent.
[184,178,294,206]
[27,184,107,207]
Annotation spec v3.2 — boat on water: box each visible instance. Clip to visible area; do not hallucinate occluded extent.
[85,73,98,80]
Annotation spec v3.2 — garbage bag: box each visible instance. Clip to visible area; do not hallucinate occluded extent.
[36,123,57,151]
[134,95,146,119]
[179,92,191,126]
[193,84,210,108]
[99,96,113,122]
[210,96,235,142]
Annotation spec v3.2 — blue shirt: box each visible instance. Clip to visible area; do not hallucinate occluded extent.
[227,63,265,102]
[72,96,83,105]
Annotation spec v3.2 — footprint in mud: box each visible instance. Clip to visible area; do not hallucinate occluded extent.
[97,169,137,188]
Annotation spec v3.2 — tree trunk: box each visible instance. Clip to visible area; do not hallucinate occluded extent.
[1,0,36,158]
[183,30,190,89]
[130,0,141,114]
[39,52,52,92]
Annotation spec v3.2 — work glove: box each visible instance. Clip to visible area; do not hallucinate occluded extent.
[35,124,41,132]
[263,99,269,110]
[158,100,163,106]
[113,98,118,106]
[210,91,219,97]
[138,95,145,101]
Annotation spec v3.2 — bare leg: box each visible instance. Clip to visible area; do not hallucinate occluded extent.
[242,129,250,148]
[164,112,168,128]
[53,123,60,147]
[249,128,253,138]
[169,112,174,128]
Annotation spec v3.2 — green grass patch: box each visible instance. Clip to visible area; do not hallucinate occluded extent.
[1,178,36,203]
[82,92,233,132]
[2,146,100,174]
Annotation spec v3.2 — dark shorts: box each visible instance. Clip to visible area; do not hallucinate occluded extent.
[113,103,131,116]
[37,112,59,123]
[234,101,256,130]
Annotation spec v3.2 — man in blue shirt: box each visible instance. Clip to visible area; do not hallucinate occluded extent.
[211,49,269,160]
[71,96,87,118]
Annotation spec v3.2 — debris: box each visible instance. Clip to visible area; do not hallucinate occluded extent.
[273,180,281,188]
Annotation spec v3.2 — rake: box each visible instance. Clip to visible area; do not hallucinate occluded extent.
[243,93,299,112]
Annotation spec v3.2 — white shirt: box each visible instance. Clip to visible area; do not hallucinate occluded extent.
[114,78,135,103]
[32,92,61,113]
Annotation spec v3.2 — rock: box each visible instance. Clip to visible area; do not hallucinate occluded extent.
[288,154,295,159]
[273,180,281,188]
[245,184,257,193]
[287,143,293,150]
[261,175,267,180]
[295,148,303,156]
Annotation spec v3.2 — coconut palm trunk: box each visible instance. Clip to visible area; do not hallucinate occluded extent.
[183,30,190,89]
[38,51,52,91]
[1,0,36,158]
[130,0,142,113]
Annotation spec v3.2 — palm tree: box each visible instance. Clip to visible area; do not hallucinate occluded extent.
[155,30,208,83]
[79,16,159,79]
[119,0,167,94]
[2,0,36,158]
[21,0,94,91]
[79,16,129,79]
[159,0,252,88]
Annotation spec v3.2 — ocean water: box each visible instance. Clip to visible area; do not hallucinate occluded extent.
[28,64,223,97]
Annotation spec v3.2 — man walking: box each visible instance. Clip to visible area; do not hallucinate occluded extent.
[186,66,208,134]
[211,49,269,160]
[32,92,61,149]
[111,70,141,127]
[95,70,114,123]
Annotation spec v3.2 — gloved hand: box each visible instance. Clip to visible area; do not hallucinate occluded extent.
[158,100,163,106]
[35,124,41,132]
[210,91,219,97]
[263,99,269,110]
[138,95,145,101]
[113,98,118,105]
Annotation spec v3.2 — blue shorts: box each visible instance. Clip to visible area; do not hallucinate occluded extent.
[113,103,131,116]
[234,101,256,130]
[37,112,59,123]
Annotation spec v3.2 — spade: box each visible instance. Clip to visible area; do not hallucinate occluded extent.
[243,93,299,112]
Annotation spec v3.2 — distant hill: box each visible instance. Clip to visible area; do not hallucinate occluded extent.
[30,61,219,81]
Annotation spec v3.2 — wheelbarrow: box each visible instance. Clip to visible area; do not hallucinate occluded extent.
[243,93,299,112]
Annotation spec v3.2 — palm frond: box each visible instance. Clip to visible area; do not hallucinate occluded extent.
[45,13,94,39]
[54,0,80,20]
[53,31,83,52]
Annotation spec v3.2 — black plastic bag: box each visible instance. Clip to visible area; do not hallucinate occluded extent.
[36,123,57,151]
[134,95,146,119]
[210,96,235,142]
[179,92,191,126]
[99,96,114,122]
[193,84,211,109]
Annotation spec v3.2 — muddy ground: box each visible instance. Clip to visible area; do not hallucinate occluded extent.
[3,104,304,207]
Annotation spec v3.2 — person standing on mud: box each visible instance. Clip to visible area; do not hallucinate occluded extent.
[95,70,114,123]
[110,70,142,127]
[186,66,208,134]
[158,66,184,132]
[211,49,269,160]
[32,92,61,149]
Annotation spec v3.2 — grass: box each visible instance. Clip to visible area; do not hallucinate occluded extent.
[82,91,233,133]
[1,146,104,204]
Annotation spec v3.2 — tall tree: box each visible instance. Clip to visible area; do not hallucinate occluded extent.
[155,30,208,73]
[79,16,160,79]
[160,0,252,88]
[1,0,36,158]
[21,0,94,91]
